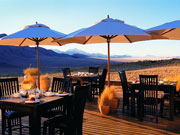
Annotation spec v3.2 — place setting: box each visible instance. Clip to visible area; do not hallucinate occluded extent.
[158,80,177,85]
[25,96,40,104]
[10,88,44,104]
[45,90,71,97]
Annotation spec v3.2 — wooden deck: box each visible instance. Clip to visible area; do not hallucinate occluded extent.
[1,87,180,135]
[84,102,180,135]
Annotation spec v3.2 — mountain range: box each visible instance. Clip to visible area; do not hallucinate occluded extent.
[0,46,112,76]
[52,48,132,58]
[0,45,164,76]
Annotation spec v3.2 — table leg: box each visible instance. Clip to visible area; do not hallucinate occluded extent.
[29,110,41,135]
[169,86,175,121]
[1,109,5,135]
[88,81,93,101]
[131,87,136,117]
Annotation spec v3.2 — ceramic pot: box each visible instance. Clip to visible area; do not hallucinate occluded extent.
[40,78,50,92]
[98,105,110,115]
[110,98,119,112]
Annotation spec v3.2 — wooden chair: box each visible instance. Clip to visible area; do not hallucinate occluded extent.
[119,70,140,113]
[51,77,72,93]
[174,94,180,115]
[43,85,89,135]
[91,69,107,99]
[98,69,107,96]
[0,78,28,135]
[139,75,163,123]
[61,68,79,92]
[62,68,71,78]
[161,90,178,117]
[89,67,99,74]
[41,77,72,119]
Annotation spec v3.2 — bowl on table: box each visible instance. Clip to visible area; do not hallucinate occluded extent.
[29,94,36,99]
[131,81,135,84]
[158,81,164,85]
[13,93,21,98]
[20,90,28,98]
[44,92,54,97]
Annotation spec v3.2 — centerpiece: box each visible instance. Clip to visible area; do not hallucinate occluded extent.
[40,74,50,92]
[22,68,50,91]
[21,68,50,98]
[22,68,38,90]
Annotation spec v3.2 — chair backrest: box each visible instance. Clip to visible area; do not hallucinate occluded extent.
[72,85,89,124]
[99,69,107,94]
[139,75,158,117]
[89,67,99,74]
[62,68,71,78]
[0,78,19,97]
[51,77,72,93]
[119,71,129,97]
[139,75,158,98]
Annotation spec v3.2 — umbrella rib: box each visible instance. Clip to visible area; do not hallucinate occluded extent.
[52,37,62,46]
[161,28,175,36]
[83,36,92,44]
[28,37,47,42]
[100,35,117,40]
[19,38,27,46]
[39,37,47,42]
[28,38,36,41]
[100,35,108,39]
[110,35,118,39]
[124,35,132,43]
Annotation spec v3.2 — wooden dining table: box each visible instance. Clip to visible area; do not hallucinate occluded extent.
[67,74,100,101]
[0,95,70,135]
[68,74,100,84]
[130,83,176,121]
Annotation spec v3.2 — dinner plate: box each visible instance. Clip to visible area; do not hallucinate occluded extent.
[25,99,40,104]
[44,92,54,97]
[55,93,69,96]
[170,81,177,83]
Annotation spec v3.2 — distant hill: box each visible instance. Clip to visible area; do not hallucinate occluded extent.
[53,48,132,58]
[0,46,110,76]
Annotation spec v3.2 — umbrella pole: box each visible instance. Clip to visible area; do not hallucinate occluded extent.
[36,41,40,89]
[107,39,110,88]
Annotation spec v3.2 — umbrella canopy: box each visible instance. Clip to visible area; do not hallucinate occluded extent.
[55,15,151,87]
[0,33,7,38]
[0,23,66,88]
[147,20,180,40]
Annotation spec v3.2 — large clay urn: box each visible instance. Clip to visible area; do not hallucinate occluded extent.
[40,78,50,92]
[110,98,119,112]
[98,105,110,115]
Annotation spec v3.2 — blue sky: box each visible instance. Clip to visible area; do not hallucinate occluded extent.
[1,0,180,57]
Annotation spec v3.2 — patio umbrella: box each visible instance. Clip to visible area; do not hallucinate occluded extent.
[0,23,66,88]
[0,33,7,38]
[54,15,151,87]
[147,20,180,40]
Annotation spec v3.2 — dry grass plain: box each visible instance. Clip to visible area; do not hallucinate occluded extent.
[52,59,180,83]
